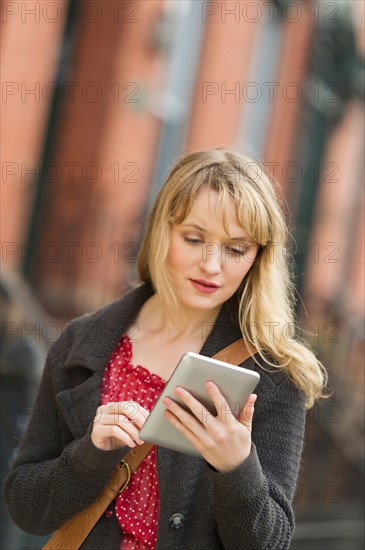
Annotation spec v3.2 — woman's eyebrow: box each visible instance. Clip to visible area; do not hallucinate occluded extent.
[181,222,253,242]
[180,222,206,231]
[226,236,254,243]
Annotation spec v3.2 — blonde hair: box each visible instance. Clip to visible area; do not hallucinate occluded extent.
[138,147,327,407]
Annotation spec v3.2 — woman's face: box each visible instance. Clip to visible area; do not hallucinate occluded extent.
[167,188,259,314]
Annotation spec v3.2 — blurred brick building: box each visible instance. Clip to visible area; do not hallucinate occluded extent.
[1,1,364,548]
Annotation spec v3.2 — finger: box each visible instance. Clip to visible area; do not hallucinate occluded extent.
[163,408,204,452]
[94,407,145,444]
[96,402,148,428]
[238,394,257,432]
[96,415,143,442]
[163,396,206,434]
[114,417,145,444]
[94,403,127,424]
[111,424,139,447]
[116,402,150,426]
[205,381,235,423]
[92,416,137,448]
[171,387,214,425]
[119,402,150,419]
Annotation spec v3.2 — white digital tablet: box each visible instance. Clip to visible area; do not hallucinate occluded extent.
[139,352,260,457]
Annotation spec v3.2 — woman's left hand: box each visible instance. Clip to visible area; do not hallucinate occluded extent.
[163,382,257,472]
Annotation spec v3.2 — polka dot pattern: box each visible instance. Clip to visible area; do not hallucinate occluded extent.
[101,335,166,550]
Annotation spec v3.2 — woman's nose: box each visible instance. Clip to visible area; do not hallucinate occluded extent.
[200,243,222,273]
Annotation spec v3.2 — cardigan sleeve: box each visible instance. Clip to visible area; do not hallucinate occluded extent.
[3,328,129,536]
[207,366,306,550]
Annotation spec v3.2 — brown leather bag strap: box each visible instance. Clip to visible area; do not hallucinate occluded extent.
[43,338,254,550]
[213,338,255,365]
[42,442,154,550]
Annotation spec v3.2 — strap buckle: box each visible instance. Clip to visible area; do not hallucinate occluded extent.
[118,460,132,493]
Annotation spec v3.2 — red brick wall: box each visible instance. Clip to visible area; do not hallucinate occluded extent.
[188,2,258,149]
[264,7,314,196]
[31,0,166,314]
[1,0,67,266]
[302,99,365,316]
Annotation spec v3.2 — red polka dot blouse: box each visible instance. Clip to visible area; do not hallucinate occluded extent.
[101,334,166,550]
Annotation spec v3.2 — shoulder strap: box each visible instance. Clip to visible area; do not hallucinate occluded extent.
[43,338,254,550]
[42,443,154,550]
[213,338,256,365]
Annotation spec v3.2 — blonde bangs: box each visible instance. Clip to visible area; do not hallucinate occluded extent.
[170,164,275,249]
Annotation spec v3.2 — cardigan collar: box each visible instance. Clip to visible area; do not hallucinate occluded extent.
[63,283,243,373]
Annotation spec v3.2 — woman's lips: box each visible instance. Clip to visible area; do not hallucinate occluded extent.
[189,279,220,294]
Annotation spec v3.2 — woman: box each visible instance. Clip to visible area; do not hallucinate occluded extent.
[4,148,326,549]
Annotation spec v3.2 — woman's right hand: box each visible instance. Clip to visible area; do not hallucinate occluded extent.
[91,401,149,451]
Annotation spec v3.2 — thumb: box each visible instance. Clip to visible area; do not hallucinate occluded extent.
[239,393,257,432]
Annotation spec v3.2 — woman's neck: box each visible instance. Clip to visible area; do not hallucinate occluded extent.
[142,293,221,341]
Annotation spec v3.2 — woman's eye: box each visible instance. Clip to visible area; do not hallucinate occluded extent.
[184,237,202,245]
[227,246,247,256]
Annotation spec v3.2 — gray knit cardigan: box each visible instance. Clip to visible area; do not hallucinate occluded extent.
[4,283,306,549]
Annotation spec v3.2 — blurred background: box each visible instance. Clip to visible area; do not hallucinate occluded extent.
[1,0,364,548]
